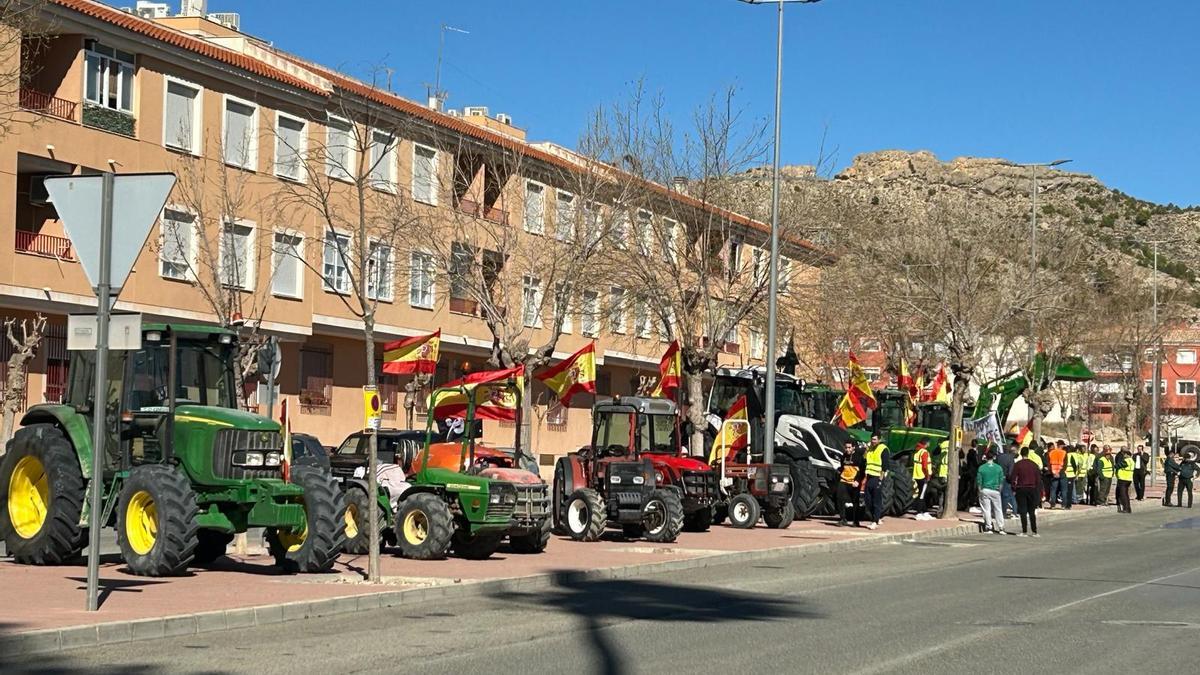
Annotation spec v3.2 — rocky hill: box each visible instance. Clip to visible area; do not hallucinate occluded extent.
[731,150,1200,296]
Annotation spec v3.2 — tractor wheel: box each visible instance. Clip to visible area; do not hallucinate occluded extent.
[509,516,552,554]
[763,501,795,529]
[683,505,713,533]
[787,460,822,519]
[551,458,571,536]
[341,487,372,555]
[885,461,915,517]
[712,502,728,525]
[193,530,234,565]
[564,488,606,542]
[266,466,345,573]
[117,464,199,577]
[395,492,454,560]
[642,489,684,543]
[0,424,85,565]
[727,493,761,529]
[452,531,504,560]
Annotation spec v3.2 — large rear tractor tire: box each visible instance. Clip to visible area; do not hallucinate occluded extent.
[395,492,455,560]
[787,460,822,519]
[763,500,795,529]
[0,424,85,565]
[266,466,345,573]
[642,489,684,543]
[683,505,713,533]
[452,531,504,560]
[117,464,199,576]
[341,487,372,555]
[509,516,552,554]
[563,488,606,542]
[551,458,572,536]
[727,493,761,529]
[193,530,234,565]
[885,461,914,517]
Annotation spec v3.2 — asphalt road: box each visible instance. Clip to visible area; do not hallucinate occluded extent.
[6,505,1199,675]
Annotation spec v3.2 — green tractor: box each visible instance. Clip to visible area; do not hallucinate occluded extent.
[393,381,550,560]
[0,323,345,576]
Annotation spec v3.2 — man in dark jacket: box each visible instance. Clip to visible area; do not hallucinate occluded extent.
[1133,444,1150,500]
[1177,452,1196,509]
[1010,447,1042,537]
[1164,449,1181,506]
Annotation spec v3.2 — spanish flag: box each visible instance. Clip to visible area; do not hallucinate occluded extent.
[535,342,596,405]
[430,365,524,421]
[382,330,440,375]
[834,352,877,429]
[652,340,682,399]
[923,361,951,404]
[1014,421,1034,448]
[897,358,918,426]
[709,394,749,463]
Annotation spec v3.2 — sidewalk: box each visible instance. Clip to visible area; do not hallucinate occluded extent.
[0,496,1163,656]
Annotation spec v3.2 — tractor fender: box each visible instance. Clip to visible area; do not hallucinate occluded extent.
[19,404,94,478]
[343,479,392,519]
[396,484,443,503]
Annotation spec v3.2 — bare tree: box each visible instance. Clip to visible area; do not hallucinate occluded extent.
[1,314,46,448]
[0,0,50,137]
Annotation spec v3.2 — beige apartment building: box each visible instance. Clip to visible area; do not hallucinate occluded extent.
[1,0,823,467]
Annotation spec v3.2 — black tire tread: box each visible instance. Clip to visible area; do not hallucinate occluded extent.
[341,487,372,555]
[193,530,234,565]
[564,488,607,542]
[268,466,346,572]
[763,500,795,529]
[0,424,85,565]
[117,464,199,577]
[452,531,504,560]
[728,493,761,529]
[642,489,684,543]
[509,515,552,554]
[787,460,822,519]
[395,492,455,560]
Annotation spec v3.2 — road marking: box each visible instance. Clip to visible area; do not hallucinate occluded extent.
[1039,564,1200,616]
[1103,620,1200,628]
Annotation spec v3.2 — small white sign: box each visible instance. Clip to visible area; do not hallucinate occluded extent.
[353,466,366,479]
[66,313,143,351]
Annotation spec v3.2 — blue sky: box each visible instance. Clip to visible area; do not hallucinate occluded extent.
[221,0,1197,206]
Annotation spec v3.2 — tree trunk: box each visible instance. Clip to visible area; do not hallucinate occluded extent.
[940,372,970,520]
[518,360,534,468]
[685,371,706,458]
[1125,396,1139,449]
[363,312,380,584]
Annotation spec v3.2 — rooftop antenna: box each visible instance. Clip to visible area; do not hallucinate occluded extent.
[427,23,468,111]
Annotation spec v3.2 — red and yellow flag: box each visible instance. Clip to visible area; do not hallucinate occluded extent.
[1014,421,1034,448]
[897,358,918,426]
[834,352,877,428]
[382,330,441,375]
[652,340,682,399]
[535,342,596,406]
[708,394,749,463]
[431,365,524,421]
[923,361,951,404]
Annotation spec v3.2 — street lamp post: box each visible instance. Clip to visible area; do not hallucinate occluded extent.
[740,0,823,465]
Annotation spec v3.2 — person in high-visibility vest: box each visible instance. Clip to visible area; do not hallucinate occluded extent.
[1048,441,1069,508]
[1115,448,1135,513]
[912,440,934,520]
[1072,445,1089,506]
[862,435,890,530]
[1085,445,1100,506]
[1097,445,1115,506]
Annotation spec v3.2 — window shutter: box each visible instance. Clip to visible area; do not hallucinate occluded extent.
[164,82,196,151]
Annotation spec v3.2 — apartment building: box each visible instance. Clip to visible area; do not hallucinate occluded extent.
[1,0,824,465]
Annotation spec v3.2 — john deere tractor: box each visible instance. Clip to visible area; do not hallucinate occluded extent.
[0,323,345,576]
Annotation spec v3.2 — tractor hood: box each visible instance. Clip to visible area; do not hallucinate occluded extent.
[647,454,711,473]
[173,405,280,431]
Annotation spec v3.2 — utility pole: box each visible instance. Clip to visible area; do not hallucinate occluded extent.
[427,24,469,111]
[1151,240,1161,486]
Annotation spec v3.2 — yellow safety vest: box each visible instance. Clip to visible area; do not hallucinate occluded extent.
[1083,453,1096,473]
[1064,452,1080,479]
[936,442,949,478]
[865,444,887,477]
[913,448,930,480]
[1029,450,1043,470]
[1098,456,1114,479]
[1116,458,1134,482]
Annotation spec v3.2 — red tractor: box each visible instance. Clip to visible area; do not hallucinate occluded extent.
[553,397,719,542]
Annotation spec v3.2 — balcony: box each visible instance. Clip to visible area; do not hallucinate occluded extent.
[82,103,136,138]
[457,198,509,225]
[15,230,75,261]
[19,88,77,122]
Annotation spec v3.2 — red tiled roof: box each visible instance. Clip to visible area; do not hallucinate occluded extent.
[52,0,328,96]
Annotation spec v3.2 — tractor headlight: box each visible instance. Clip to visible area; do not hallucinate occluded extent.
[232,451,264,467]
[655,470,665,484]
[770,476,779,483]
[782,476,790,483]
[504,492,517,505]
[610,475,622,484]
[264,452,282,467]
[489,493,501,504]
[632,476,645,485]
[219,334,233,344]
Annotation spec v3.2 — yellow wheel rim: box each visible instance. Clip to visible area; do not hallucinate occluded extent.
[344,502,360,540]
[125,490,158,555]
[277,497,308,553]
[402,509,428,544]
[9,456,49,539]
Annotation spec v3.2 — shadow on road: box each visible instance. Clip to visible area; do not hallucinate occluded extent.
[64,576,169,608]
[0,623,228,675]
[494,569,821,675]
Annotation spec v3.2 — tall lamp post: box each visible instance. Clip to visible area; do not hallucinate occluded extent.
[739,0,823,465]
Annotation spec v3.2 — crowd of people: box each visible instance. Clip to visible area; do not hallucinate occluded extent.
[834,436,1196,535]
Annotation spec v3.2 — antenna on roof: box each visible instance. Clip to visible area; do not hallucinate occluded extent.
[425,23,469,111]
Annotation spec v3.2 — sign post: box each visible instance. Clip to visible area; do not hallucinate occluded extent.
[44,172,176,612]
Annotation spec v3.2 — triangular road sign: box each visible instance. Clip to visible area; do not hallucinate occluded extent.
[44,173,176,294]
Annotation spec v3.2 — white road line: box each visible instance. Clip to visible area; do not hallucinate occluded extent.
[1038,564,1200,616]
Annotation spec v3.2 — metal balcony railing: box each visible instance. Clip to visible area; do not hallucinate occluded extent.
[15,230,75,260]
[19,88,77,122]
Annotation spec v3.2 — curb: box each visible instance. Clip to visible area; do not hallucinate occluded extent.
[0,504,1138,658]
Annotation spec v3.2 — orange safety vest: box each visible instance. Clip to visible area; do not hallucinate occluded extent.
[840,464,860,485]
[1048,448,1067,475]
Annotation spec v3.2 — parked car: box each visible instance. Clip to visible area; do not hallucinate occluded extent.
[290,432,330,471]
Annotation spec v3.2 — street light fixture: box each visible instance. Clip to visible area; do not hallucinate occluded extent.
[739,0,824,465]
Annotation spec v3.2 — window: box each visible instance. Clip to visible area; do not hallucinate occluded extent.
[368,129,396,190]
[1120,355,1134,372]
[522,276,544,328]
[663,218,677,263]
[412,144,438,205]
[723,320,740,348]
[637,211,653,255]
[160,209,194,280]
[832,338,850,352]
[860,338,882,352]
[368,242,394,301]
[555,191,574,241]
[864,368,882,381]
[322,233,351,294]
[584,201,603,247]
[750,327,766,360]
[449,242,475,312]
[219,222,254,289]
[554,283,573,333]
[409,250,435,308]
[726,235,743,278]
[271,233,303,298]
[524,181,545,234]
[163,79,200,153]
[612,213,629,249]
[84,41,134,113]
[609,286,626,334]
[1178,349,1197,365]
[634,298,651,338]
[274,113,306,181]
[581,290,600,337]
[1179,381,1196,396]
[326,116,353,181]
[778,256,792,294]
[222,97,257,170]
[752,247,767,285]
[299,347,333,413]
